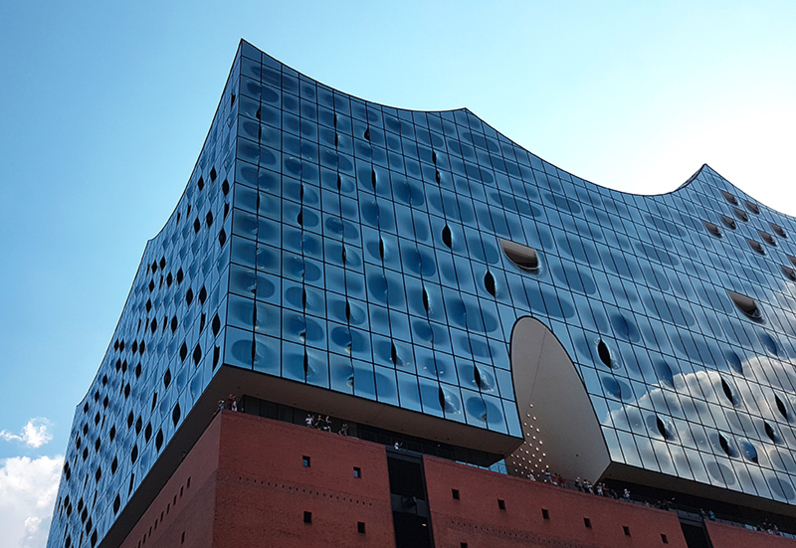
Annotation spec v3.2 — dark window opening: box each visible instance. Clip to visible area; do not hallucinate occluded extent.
[721,378,738,406]
[703,221,721,237]
[354,467,361,478]
[728,291,761,320]
[721,191,738,205]
[452,489,460,500]
[597,339,613,368]
[500,239,540,271]
[771,223,787,238]
[760,231,776,246]
[357,521,366,534]
[497,499,506,510]
[745,201,760,214]
[584,517,592,528]
[172,404,181,426]
[623,526,631,536]
[393,512,432,548]
[387,457,425,500]
[484,271,496,297]
[542,508,550,520]
[718,434,734,457]
[722,215,737,229]
[302,455,311,467]
[442,225,452,248]
[776,394,789,420]
[747,238,765,254]
[304,511,312,524]
[765,422,779,443]
[734,208,749,222]
[656,416,670,440]
[661,533,669,543]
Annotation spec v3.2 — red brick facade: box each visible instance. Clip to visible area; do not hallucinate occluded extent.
[120,412,796,547]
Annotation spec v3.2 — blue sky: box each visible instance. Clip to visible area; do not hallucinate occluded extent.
[1,1,795,545]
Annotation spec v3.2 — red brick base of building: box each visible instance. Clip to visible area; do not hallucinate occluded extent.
[119,411,796,548]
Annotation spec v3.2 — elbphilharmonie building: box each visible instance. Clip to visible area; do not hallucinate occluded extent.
[47,40,796,548]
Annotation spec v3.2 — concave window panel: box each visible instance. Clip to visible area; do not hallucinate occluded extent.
[727,290,762,320]
[703,221,722,238]
[734,208,749,222]
[500,239,539,272]
[746,239,765,255]
[745,201,760,215]
[721,191,739,205]
[759,231,776,246]
[721,215,737,230]
[771,223,787,238]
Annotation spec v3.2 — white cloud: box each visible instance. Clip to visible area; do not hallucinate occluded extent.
[0,419,53,449]
[0,455,63,548]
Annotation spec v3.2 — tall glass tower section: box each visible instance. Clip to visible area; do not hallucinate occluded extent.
[47,40,796,548]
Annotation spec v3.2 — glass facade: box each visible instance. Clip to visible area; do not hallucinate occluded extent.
[47,40,796,548]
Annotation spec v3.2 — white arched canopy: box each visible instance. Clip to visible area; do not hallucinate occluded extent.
[508,316,610,483]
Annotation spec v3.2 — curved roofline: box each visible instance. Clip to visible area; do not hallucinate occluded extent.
[238,39,791,219]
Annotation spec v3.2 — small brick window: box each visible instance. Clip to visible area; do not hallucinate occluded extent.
[452,489,460,500]
[357,521,366,534]
[302,456,311,467]
[661,533,669,544]
[304,511,312,524]
[461,543,469,548]
[623,526,631,536]
[497,499,506,510]
[541,508,550,520]
[180,531,185,544]
[584,517,592,529]
[353,467,361,478]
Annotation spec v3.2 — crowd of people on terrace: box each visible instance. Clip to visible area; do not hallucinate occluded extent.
[217,394,240,413]
[531,470,631,501]
[305,413,349,436]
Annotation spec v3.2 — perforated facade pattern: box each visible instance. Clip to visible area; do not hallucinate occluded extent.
[47,40,796,548]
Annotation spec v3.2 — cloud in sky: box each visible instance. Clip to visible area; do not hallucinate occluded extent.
[0,454,63,548]
[1,419,54,449]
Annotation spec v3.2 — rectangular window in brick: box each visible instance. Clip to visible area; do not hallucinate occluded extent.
[452,489,460,500]
[461,543,469,548]
[353,467,361,478]
[584,517,591,528]
[661,533,669,544]
[542,508,550,520]
[357,521,366,534]
[623,526,631,536]
[304,511,312,524]
[302,455,311,467]
[498,499,506,510]
[180,531,185,544]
